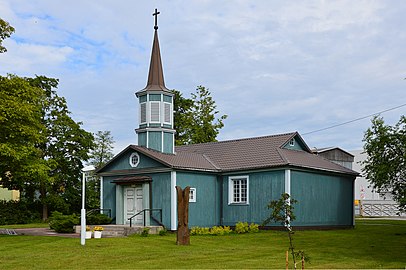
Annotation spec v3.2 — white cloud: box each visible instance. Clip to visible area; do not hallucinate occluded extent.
[0,0,405,153]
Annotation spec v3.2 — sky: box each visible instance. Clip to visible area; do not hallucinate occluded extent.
[1,0,405,154]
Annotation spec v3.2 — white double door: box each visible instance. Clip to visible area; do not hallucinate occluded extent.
[124,186,143,225]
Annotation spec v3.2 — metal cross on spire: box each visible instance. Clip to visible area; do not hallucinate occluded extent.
[153,8,160,30]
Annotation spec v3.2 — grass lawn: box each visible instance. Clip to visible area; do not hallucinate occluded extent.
[0,219,405,269]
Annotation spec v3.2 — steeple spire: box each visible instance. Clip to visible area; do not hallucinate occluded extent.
[139,8,170,93]
[135,9,175,154]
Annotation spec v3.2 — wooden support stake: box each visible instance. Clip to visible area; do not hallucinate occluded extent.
[285,250,289,270]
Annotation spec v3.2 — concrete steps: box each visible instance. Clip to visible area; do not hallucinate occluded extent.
[75,225,164,237]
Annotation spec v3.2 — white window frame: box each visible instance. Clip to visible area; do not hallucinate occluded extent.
[289,138,295,146]
[228,176,249,205]
[189,188,196,203]
[129,152,140,168]
[150,101,160,123]
[163,102,172,125]
[140,102,147,124]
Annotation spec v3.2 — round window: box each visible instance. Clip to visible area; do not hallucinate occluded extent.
[129,152,140,167]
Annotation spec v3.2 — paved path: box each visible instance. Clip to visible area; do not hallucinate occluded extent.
[13,228,80,238]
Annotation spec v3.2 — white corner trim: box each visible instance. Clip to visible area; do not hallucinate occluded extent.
[285,169,291,196]
[171,171,177,230]
[100,176,103,210]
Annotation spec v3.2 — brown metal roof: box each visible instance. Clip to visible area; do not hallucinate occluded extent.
[137,29,171,95]
[99,132,358,176]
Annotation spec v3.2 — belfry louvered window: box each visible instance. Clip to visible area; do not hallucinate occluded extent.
[164,102,171,124]
[140,103,147,123]
[150,102,160,122]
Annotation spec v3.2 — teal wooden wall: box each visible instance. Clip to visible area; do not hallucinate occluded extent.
[177,172,220,227]
[163,132,173,154]
[149,172,172,227]
[283,137,306,151]
[102,172,172,226]
[102,150,165,172]
[138,132,147,147]
[291,170,354,226]
[149,94,161,101]
[102,176,117,221]
[149,131,162,152]
[222,170,285,226]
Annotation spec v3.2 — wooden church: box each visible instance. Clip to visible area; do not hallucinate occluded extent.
[97,11,358,230]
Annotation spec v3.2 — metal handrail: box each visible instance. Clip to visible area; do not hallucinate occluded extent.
[128,208,162,227]
[86,208,112,218]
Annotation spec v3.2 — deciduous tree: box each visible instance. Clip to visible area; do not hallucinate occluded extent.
[173,86,227,145]
[362,116,406,212]
[87,130,115,209]
[0,75,94,219]
[0,74,48,191]
[89,131,115,170]
[0,18,14,53]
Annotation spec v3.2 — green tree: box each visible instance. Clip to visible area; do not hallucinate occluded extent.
[172,90,193,145]
[89,131,115,169]
[0,75,94,219]
[0,74,48,191]
[362,116,406,212]
[87,130,115,209]
[31,76,94,218]
[263,193,308,269]
[0,18,15,53]
[173,86,227,145]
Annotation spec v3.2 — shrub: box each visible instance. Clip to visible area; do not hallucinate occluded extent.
[235,221,259,233]
[191,226,232,236]
[191,226,210,235]
[235,221,249,234]
[86,213,112,225]
[0,200,41,225]
[140,227,150,237]
[249,223,259,233]
[49,211,79,233]
[209,226,232,236]
[159,228,168,236]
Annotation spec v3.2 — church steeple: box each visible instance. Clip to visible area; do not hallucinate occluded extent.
[135,9,175,154]
[138,8,170,93]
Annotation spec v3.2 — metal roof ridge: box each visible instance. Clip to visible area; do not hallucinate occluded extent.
[202,154,221,170]
[176,131,298,149]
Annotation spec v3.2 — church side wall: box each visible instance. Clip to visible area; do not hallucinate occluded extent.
[176,172,220,228]
[291,170,354,227]
[150,172,172,228]
[102,176,117,222]
[222,170,285,226]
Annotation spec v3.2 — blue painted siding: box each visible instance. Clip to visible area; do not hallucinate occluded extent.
[283,137,306,151]
[138,132,147,147]
[177,172,220,227]
[139,95,147,103]
[291,170,354,226]
[163,132,173,154]
[150,172,172,227]
[102,150,165,172]
[222,170,285,226]
[102,176,117,221]
[148,131,162,152]
[163,95,172,103]
[149,94,161,101]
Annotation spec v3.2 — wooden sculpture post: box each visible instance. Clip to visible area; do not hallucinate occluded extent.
[176,186,190,245]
